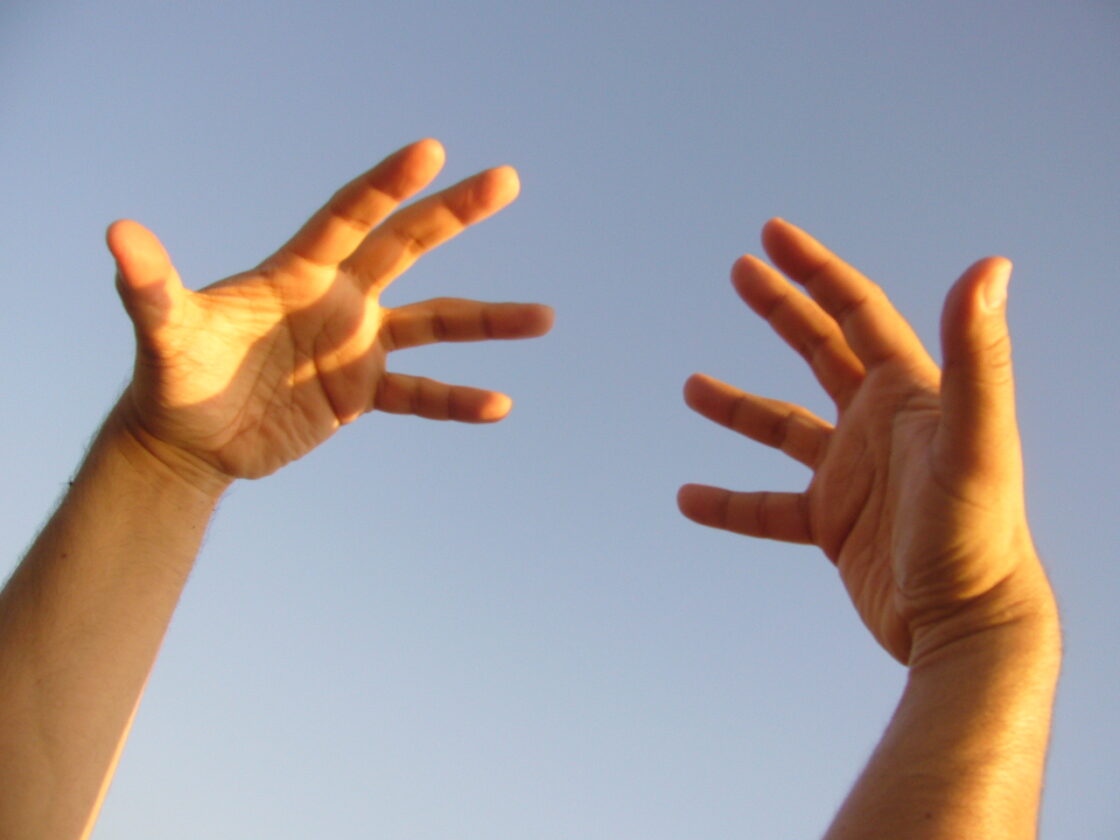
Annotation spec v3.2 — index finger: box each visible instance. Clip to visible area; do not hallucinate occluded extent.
[761,219,935,371]
[273,139,447,269]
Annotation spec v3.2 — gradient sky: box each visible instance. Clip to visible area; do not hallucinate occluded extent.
[2,1,1118,837]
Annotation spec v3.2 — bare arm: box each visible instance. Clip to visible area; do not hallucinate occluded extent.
[824,616,1059,838]
[0,139,553,840]
[0,407,226,840]
[679,220,1059,839]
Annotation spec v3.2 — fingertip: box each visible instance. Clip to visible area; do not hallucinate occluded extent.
[760,218,797,269]
[389,139,447,194]
[476,391,513,422]
[677,483,697,517]
[978,256,1012,312]
[946,256,1013,322]
[729,253,753,279]
[105,218,147,262]
[761,216,816,251]
[479,165,521,206]
[760,217,795,245]
[677,483,715,523]
[682,372,708,405]
[404,139,447,184]
[495,163,520,186]
[986,255,1013,273]
[730,253,770,294]
[105,218,129,249]
[410,137,447,168]
[104,219,175,290]
[528,304,556,336]
[485,303,554,339]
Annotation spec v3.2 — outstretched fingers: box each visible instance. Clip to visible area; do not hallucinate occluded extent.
[345,165,521,293]
[731,255,864,407]
[683,373,831,468]
[374,374,513,423]
[677,485,813,544]
[761,219,935,372]
[384,299,554,351]
[372,297,551,422]
[276,139,447,269]
[679,373,824,543]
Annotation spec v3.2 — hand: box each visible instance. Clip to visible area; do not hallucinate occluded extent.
[678,220,1054,665]
[106,140,553,488]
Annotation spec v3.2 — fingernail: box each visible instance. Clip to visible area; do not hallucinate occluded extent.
[982,261,1011,311]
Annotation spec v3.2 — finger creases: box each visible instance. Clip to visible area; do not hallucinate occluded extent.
[375,373,512,423]
[344,166,521,293]
[678,485,813,544]
[385,300,554,350]
[275,139,447,269]
[937,256,1020,474]
[731,255,864,407]
[684,373,830,468]
[759,219,933,371]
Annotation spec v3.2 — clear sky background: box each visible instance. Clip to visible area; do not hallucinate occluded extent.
[1,1,1118,837]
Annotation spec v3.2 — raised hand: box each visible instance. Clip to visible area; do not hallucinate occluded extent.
[678,219,1053,665]
[106,140,553,486]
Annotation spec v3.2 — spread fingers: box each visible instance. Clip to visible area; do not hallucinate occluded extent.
[345,166,520,294]
[275,139,446,269]
[732,254,865,408]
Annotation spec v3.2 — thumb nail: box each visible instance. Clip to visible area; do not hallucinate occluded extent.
[982,261,1012,311]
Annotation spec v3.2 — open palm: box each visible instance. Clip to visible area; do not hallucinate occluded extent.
[108,140,553,482]
[679,220,1044,665]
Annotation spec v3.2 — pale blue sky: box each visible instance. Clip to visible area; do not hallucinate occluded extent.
[2,1,1118,837]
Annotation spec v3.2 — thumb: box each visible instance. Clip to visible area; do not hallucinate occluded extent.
[938,256,1021,481]
[106,219,186,334]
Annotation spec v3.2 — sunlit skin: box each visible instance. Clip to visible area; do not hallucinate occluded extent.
[0,141,553,840]
[0,153,1059,839]
[108,138,554,488]
[679,221,1059,839]
[678,219,1054,667]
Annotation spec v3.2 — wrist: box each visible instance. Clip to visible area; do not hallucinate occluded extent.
[836,581,1060,840]
[100,394,234,503]
[907,563,1061,675]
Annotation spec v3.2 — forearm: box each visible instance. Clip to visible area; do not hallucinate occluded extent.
[823,608,1061,840]
[0,399,229,839]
